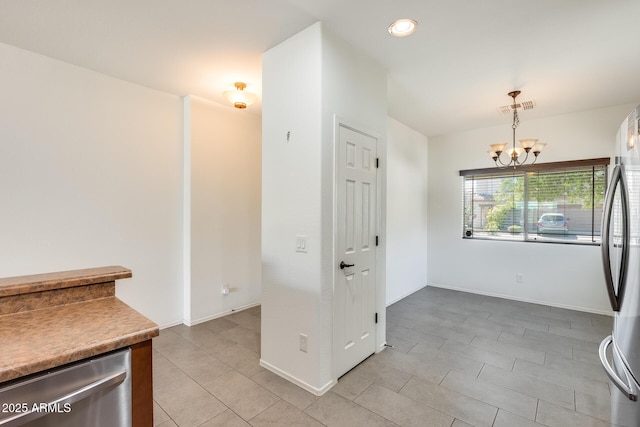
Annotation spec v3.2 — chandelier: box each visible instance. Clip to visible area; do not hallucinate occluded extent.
[488,90,546,168]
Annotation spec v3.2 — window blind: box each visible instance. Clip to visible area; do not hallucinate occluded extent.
[460,158,609,244]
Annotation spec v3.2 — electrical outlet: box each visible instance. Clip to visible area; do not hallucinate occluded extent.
[299,333,308,353]
[516,274,525,284]
[222,284,230,295]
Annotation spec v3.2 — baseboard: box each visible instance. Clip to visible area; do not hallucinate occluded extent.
[427,282,613,317]
[259,359,336,396]
[386,283,428,307]
[182,301,261,327]
[158,320,183,330]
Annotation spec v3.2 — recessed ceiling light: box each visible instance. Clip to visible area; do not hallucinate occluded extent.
[388,19,418,37]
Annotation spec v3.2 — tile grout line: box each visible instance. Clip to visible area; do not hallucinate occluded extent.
[245,397,284,424]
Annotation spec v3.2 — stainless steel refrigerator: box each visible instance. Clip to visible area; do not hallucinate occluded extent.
[600,104,640,426]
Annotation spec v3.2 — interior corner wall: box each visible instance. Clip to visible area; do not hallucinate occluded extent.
[386,117,429,305]
[187,96,262,324]
[261,22,387,394]
[427,104,636,314]
[0,42,183,327]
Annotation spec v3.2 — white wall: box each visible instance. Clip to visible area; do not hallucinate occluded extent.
[188,96,262,324]
[386,118,429,305]
[0,42,183,327]
[427,104,636,314]
[262,23,324,393]
[261,22,387,394]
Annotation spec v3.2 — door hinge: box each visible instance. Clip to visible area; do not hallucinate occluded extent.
[376,158,379,168]
[375,312,378,324]
[375,236,379,246]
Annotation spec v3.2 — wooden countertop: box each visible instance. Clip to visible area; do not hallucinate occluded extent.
[0,266,159,383]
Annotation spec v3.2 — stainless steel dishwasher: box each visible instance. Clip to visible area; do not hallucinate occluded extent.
[0,348,131,427]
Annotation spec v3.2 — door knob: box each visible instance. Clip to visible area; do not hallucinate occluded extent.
[340,261,354,270]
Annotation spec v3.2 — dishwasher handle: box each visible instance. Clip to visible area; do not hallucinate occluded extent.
[599,335,638,401]
[0,370,127,427]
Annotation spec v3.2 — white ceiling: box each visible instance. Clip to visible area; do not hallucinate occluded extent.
[1,0,640,137]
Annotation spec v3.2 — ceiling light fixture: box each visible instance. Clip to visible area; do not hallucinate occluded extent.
[388,19,418,37]
[488,90,546,168]
[223,82,257,109]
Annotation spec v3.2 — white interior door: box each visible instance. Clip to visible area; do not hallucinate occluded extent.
[335,123,377,378]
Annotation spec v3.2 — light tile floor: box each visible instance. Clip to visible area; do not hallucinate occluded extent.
[153,286,616,426]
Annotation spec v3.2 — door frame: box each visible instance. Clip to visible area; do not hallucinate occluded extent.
[331,115,387,381]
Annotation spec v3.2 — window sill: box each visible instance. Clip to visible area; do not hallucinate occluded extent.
[463,234,601,246]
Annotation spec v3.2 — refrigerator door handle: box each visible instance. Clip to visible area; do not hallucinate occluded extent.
[601,164,630,311]
[600,335,638,401]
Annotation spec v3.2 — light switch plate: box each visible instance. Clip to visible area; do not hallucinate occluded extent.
[296,235,308,253]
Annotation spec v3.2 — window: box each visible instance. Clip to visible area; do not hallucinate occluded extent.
[460,158,609,244]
